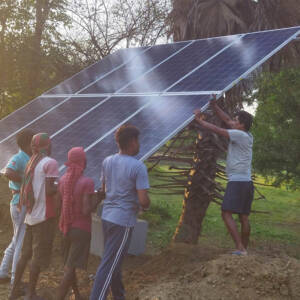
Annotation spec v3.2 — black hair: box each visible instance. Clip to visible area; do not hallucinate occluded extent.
[16,129,35,151]
[115,124,140,150]
[236,111,253,131]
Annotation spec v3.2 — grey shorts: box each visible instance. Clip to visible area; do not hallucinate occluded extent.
[222,181,254,215]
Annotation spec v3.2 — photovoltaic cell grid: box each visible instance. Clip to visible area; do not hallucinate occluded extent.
[0,27,299,186]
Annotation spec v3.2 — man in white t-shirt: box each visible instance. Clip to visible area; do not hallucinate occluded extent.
[194,95,254,256]
[10,133,59,300]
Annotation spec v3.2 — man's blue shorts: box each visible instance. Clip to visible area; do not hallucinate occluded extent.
[222,181,254,215]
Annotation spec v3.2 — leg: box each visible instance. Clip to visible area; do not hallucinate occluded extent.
[9,254,30,299]
[11,205,27,284]
[90,221,132,300]
[110,266,125,300]
[25,218,56,299]
[221,210,245,251]
[0,203,19,281]
[239,214,251,249]
[71,271,83,300]
[111,231,133,300]
[58,228,90,300]
[25,263,41,299]
[57,267,76,300]
[9,225,33,300]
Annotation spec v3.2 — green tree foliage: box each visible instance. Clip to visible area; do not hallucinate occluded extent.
[251,68,300,189]
[0,0,82,118]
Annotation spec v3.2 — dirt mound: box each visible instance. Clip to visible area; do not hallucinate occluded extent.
[1,177,300,300]
[125,244,300,300]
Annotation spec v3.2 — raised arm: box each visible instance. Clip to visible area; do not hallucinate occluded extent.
[194,109,229,139]
[210,95,235,129]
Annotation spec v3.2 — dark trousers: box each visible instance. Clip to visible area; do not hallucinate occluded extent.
[90,220,133,300]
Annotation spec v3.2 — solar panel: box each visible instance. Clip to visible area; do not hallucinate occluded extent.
[170,27,300,92]
[45,47,151,95]
[83,95,210,181]
[1,26,299,186]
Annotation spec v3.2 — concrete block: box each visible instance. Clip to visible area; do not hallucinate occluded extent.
[90,214,105,257]
[127,219,148,255]
[90,214,148,257]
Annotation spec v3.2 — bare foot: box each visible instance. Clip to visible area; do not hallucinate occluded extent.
[70,291,84,300]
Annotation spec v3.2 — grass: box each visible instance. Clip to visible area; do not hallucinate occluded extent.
[1,164,300,257]
[141,164,300,256]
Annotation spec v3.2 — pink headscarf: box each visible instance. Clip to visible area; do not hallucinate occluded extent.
[59,147,86,235]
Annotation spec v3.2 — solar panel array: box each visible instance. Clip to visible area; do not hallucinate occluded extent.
[1,27,299,186]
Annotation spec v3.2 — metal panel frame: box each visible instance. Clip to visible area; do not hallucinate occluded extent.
[41,91,221,98]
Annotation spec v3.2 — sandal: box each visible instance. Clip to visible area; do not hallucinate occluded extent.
[231,250,248,256]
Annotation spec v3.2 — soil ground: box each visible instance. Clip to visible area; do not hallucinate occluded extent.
[1,179,300,300]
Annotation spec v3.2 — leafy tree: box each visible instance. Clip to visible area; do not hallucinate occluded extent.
[251,68,300,189]
[0,0,82,118]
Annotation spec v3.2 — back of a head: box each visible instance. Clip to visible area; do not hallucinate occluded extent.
[236,111,253,132]
[115,124,140,150]
[16,129,35,151]
[66,147,86,169]
[31,133,51,155]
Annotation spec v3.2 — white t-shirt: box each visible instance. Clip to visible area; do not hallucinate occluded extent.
[25,157,59,226]
[101,153,150,227]
[226,129,253,182]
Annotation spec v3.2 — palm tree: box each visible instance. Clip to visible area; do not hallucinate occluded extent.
[165,0,300,244]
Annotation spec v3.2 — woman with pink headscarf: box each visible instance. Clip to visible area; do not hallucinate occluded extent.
[57,147,103,300]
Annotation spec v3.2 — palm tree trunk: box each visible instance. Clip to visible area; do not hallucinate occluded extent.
[173,128,224,243]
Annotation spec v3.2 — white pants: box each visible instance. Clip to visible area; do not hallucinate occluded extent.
[0,203,26,284]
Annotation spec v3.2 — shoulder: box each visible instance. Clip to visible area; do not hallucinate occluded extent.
[8,152,22,163]
[228,129,250,140]
[42,157,59,176]
[102,154,116,165]
[7,152,24,170]
[132,159,147,173]
[126,155,143,166]
[228,129,246,135]
[41,157,58,167]
[7,153,19,165]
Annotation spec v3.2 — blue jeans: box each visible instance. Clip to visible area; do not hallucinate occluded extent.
[0,203,26,283]
[90,220,133,300]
